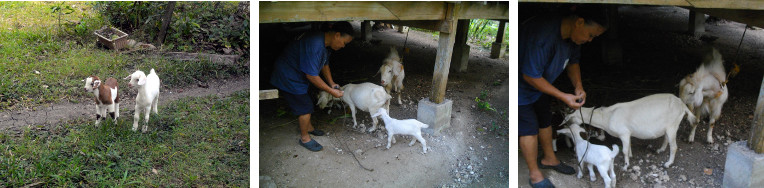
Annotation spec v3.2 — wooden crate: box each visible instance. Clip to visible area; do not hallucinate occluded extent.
[94,27,128,51]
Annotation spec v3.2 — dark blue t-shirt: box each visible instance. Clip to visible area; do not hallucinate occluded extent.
[519,16,581,105]
[270,32,331,95]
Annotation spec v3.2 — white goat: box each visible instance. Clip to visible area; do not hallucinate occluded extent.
[84,76,120,126]
[679,48,729,143]
[377,46,405,105]
[371,108,428,153]
[562,94,696,170]
[557,124,619,188]
[317,83,391,132]
[125,69,161,133]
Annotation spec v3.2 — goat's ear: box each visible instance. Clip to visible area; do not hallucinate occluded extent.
[93,80,101,88]
[137,77,147,85]
[123,75,131,80]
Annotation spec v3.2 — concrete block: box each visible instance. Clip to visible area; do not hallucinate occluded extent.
[490,42,502,59]
[417,98,452,133]
[723,141,764,188]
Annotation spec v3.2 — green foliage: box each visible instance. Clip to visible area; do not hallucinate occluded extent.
[93,1,249,54]
[468,19,508,50]
[474,90,496,112]
[0,91,250,187]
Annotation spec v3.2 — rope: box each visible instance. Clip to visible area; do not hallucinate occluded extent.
[572,107,597,167]
[332,85,374,171]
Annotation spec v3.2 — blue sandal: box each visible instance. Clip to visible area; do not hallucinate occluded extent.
[530,178,555,188]
[538,158,576,175]
[308,130,325,136]
[299,139,323,151]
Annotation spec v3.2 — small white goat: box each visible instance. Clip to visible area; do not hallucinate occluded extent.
[562,94,696,170]
[371,108,428,153]
[377,46,405,105]
[317,83,391,132]
[557,124,619,188]
[679,48,729,143]
[84,76,120,126]
[125,69,161,133]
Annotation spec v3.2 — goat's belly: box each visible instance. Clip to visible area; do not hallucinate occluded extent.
[629,130,666,139]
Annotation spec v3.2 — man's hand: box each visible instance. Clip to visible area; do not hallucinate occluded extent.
[574,88,586,105]
[330,83,340,89]
[560,93,583,109]
[329,88,344,98]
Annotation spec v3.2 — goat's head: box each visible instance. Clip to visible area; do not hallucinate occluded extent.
[124,70,147,88]
[316,91,340,109]
[371,108,388,118]
[83,76,101,92]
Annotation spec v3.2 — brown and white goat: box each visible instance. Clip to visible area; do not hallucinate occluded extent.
[84,76,120,126]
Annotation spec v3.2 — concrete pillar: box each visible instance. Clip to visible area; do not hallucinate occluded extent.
[723,141,764,188]
[749,74,764,152]
[490,20,506,59]
[602,5,623,66]
[451,19,470,72]
[688,10,706,37]
[361,20,372,42]
[418,3,458,132]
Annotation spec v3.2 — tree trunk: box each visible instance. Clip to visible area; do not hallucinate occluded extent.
[157,1,176,46]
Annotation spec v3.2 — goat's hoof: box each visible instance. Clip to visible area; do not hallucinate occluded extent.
[707,139,714,144]
[663,163,671,168]
[590,178,596,182]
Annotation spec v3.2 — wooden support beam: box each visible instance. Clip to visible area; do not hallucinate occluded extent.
[750,76,764,153]
[380,20,444,32]
[430,3,460,104]
[691,8,764,28]
[260,2,507,23]
[361,20,372,42]
[451,19,471,72]
[687,10,706,37]
[521,0,764,10]
[459,2,509,20]
[259,89,279,100]
[490,21,507,59]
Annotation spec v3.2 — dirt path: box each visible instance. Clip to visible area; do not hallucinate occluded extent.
[0,75,250,134]
[259,21,509,187]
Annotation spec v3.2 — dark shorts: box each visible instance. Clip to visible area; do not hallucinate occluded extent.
[519,94,552,136]
[281,91,314,116]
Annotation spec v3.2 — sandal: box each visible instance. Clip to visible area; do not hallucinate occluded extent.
[308,130,325,136]
[538,158,576,175]
[530,178,555,188]
[299,139,323,151]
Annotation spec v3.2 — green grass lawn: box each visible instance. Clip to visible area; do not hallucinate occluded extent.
[0,2,248,111]
[0,90,250,187]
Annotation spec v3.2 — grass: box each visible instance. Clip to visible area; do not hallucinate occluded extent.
[0,2,248,111]
[0,90,250,187]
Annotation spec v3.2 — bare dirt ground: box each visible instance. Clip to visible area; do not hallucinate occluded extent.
[520,5,764,188]
[259,21,509,187]
[0,75,250,134]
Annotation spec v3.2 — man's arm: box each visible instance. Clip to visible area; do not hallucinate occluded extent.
[565,63,586,104]
[523,74,582,109]
[320,65,338,88]
[307,74,343,97]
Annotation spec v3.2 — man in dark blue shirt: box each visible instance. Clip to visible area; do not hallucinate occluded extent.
[271,21,354,151]
[519,8,607,188]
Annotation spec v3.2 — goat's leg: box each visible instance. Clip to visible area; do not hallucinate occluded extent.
[348,103,359,129]
[409,136,417,146]
[587,163,596,182]
[596,130,606,141]
[414,134,427,153]
[576,159,584,179]
[597,165,612,188]
[368,112,379,132]
[609,161,617,187]
[657,136,668,153]
[688,122,698,143]
[132,105,141,131]
[115,103,120,120]
[95,105,102,126]
[386,131,393,149]
[707,121,716,144]
[664,130,678,168]
[142,106,151,133]
[108,103,116,122]
[620,136,631,170]
[152,95,159,114]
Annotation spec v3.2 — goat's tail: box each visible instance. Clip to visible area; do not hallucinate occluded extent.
[610,144,620,159]
[150,68,156,75]
[683,104,697,125]
[419,122,429,128]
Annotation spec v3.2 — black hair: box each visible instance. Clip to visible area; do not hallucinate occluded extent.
[569,4,608,29]
[327,21,354,37]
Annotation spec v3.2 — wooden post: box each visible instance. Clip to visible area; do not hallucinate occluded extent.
[451,19,470,72]
[430,3,459,104]
[490,20,506,59]
[157,1,176,46]
[688,10,706,37]
[749,76,764,153]
[361,20,372,42]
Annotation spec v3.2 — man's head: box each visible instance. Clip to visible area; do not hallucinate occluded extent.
[326,21,354,50]
[569,6,608,45]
